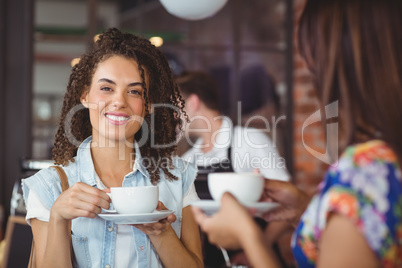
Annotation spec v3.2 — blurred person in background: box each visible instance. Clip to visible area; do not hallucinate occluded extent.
[176,71,289,183]
[176,71,289,267]
[192,0,402,267]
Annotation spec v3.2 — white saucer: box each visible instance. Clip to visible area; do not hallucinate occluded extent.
[191,200,279,216]
[98,210,174,224]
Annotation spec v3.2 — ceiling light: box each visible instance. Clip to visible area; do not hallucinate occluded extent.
[149,36,164,47]
[159,0,228,21]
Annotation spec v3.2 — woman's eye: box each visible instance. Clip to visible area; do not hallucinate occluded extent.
[101,86,112,91]
[129,89,142,96]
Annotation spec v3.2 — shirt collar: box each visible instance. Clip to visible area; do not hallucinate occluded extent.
[77,136,97,187]
[76,136,151,187]
[132,142,150,179]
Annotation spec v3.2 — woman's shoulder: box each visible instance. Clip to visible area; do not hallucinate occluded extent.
[328,140,399,178]
[316,140,402,265]
[23,166,60,187]
[339,140,398,168]
[21,163,75,210]
[324,139,401,208]
[22,159,78,189]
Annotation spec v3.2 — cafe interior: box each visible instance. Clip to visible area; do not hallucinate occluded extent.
[2,0,394,267]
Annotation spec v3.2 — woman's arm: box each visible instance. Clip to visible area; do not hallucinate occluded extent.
[240,223,281,268]
[31,218,71,267]
[192,193,282,268]
[135,205,203,268]
[30,183,111,268]
[317,214,379,268]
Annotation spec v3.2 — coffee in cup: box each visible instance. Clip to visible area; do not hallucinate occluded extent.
[208,172,264,203]
[109,186,159,214]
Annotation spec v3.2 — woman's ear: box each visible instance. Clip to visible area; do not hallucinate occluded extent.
[186,94,201,112]
[80,91,89,108]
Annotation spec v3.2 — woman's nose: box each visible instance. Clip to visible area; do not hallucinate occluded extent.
[110,92,127,109]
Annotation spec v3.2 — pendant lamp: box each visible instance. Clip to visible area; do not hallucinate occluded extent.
[159,0,228,20]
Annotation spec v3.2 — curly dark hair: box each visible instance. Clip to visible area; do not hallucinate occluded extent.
[52,28,187,184]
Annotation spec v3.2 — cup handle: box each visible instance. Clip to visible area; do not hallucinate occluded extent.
[102,193,115,213]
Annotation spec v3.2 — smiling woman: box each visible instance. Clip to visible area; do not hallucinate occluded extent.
[20,28,203,268]
[81,57,147,143]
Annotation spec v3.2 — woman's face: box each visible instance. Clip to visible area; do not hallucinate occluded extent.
[81,55,147,145]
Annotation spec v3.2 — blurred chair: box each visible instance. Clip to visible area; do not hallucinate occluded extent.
[1,216,32,268]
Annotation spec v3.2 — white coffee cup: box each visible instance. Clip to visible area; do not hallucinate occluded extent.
[208,172,264,203]
[109,186,159,214]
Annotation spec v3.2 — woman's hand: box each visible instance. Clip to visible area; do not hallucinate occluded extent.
[260,179,311,227]
[133,201,176,236]
[50,182,111,221]
[192,193,259,250]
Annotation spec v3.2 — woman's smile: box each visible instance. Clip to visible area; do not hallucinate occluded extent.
[105,112,131,125]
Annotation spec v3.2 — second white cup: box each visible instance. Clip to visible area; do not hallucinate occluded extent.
[208,172,264,203]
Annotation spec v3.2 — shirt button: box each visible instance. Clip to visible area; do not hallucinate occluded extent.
[108,226,114,232]
[105,265,111,268]
[139,246,144,251]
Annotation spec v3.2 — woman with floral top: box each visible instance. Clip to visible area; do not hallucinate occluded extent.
[192,0,402,267]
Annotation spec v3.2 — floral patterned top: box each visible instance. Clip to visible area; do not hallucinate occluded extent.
[292,140,402,267]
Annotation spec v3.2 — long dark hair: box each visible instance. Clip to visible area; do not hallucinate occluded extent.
[53,28,186,184]
[298,0,402,164]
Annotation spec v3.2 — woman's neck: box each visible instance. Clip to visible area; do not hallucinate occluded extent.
[90,139,135,187]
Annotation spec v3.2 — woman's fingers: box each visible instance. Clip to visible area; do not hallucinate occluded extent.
[71,200,103,214]
[156,201,167,210]
[71,208,99,219]
[133,219,171,235]
[220,192,242,207]
[262,180,307,208]
[102,188,111,194]
[156,201,176,223]
[261,204,306,227]
[260,180,311,226]
[191,206,209,227]
[74,183,111,209]
[191,195,250,250]
[52,182,111,220]
[166,213,176,223]
[263,179,290,198]
[262,206,288,222]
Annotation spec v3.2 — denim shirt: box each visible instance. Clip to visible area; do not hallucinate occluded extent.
[21,137,197,268]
